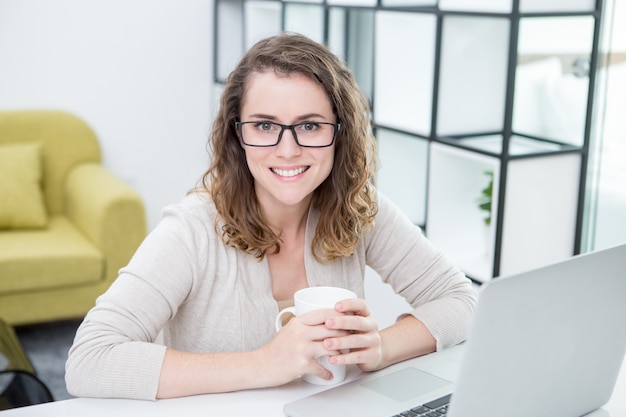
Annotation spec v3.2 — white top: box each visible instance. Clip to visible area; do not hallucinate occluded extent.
[65,191,476,400]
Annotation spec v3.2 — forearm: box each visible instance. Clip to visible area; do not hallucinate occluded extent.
[377,315,436,370]
[157,348,266,398]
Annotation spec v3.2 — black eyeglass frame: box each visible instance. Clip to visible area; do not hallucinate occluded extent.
[235,121,341,148]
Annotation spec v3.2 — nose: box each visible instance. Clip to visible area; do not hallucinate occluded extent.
[275,127,301,156]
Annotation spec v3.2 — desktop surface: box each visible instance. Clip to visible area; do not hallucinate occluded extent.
[2,344,624,417]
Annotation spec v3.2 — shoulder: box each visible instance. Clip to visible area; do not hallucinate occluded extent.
[372,190,418,229]
[161,190,218,226]
[147,190,224,251]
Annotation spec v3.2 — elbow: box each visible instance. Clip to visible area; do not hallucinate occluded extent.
[65,348,92,398]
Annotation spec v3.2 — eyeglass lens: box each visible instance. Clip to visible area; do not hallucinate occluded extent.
[239,122,337,147]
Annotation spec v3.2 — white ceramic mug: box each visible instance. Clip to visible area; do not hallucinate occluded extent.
[275,286,357,385]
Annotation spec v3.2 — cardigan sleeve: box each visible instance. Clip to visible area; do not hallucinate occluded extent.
[65,200,205,400]
[364,193,477,350]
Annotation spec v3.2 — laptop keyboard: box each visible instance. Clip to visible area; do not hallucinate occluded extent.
[391,394,451,417]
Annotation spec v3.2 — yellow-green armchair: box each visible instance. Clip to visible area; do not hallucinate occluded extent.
[0,110,146,326]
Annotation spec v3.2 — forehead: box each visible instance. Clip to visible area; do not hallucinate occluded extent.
[241,70,333,118]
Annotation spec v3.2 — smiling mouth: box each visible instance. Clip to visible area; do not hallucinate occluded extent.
[271,166,309,178]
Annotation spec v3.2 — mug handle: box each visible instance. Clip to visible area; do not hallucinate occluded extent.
[275,306,296,331]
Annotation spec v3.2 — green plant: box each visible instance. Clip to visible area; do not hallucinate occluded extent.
[477,170,494,226]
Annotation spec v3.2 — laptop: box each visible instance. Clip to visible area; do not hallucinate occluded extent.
[283,244,626,417]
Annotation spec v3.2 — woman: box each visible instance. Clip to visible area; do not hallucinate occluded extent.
[65,33,476,400]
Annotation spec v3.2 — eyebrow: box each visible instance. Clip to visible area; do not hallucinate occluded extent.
[246,113,330,122]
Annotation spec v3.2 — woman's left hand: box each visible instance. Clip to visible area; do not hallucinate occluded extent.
[322,298,384,372]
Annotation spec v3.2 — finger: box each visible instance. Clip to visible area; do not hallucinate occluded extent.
[323,331,376,351]
[334,298,370,317]
[327,348,377,367]
[308,360,333,381]
[282,316,350,341]
[297,308,342,326]
[325,314,378,333]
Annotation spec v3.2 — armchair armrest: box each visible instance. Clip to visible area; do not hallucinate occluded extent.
[64,163,147,284]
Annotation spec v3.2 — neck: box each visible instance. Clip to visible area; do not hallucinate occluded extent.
[264,203,309,238]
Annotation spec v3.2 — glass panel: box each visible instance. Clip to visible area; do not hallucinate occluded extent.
[381,0,437,6]
[584,0,626,251]
[328,8,347,60]
[329,8,375,102]
[437,16,510,137]
[284,4,324,44]
[244,1,282,49]
[347,10,375,102]
[328,0,377,5]
[439,0,512,13]
[216,0,244,82]
[374,11,436,135]
[520,0,596,13]
[513,16,595,147]
[376,129,428,226]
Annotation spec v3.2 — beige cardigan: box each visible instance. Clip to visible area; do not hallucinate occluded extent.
[66,191,476,400]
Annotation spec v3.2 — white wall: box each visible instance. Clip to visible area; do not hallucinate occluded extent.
[0,0,214,230]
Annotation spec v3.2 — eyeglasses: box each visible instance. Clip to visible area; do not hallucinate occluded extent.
[235,121,341,148]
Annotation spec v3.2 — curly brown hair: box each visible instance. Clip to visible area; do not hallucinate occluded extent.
[202,33,378,261]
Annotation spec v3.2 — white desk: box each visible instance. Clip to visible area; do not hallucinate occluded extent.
[3,344,625,417]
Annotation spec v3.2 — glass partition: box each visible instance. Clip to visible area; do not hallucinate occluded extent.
[244,1,282,49]
[376,129,429,226]
[328,0,377,5]
[437,16,510,137]
[374,11,436,136]
[520,0,596,13]
[381,0,437,6]
[439,0,512,13]
[329,7,375,101]
[215,0,244,82]
[513,16,595,147]
[284,3,324,44]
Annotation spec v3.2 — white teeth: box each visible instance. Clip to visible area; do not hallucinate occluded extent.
[272,167,307,177]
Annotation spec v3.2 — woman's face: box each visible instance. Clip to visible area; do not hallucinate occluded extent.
[239,71,336,213]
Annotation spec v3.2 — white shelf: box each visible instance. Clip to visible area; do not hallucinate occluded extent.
[500,153,581,276]
[427,141,581,281]
[452,134,566,155]
[427,142,500,282]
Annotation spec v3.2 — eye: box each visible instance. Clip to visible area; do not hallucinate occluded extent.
[299,122,320,132]
[255,122,276,132]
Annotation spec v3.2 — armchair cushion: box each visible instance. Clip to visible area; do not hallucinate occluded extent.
[0,143,48,229]
[0,216,103,294]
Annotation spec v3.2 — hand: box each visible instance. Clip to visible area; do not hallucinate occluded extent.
[256,308,351,386]
[322,298,384,372]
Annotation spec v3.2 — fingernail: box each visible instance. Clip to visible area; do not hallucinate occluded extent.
[324,339,334,349]
[326,318,335,327]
